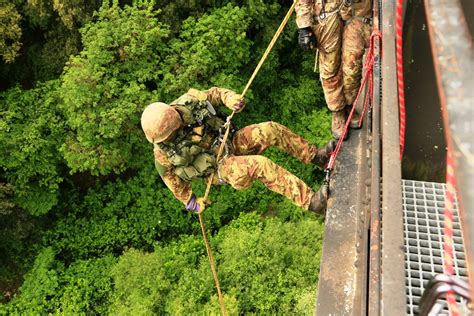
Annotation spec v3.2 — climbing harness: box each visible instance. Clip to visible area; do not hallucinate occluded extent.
[396,0,406,159]
[324,28,382,185]
[195,2,298,315]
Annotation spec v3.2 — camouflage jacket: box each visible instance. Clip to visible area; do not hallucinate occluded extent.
[153,87,238,205]
[349,0,372,19]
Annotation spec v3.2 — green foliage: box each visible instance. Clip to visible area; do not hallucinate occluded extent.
[28,24,82,82]
[25,0,99,30]
[0,1,22,63]
[4,247,62,314]
[0,81,65,215]
[161,4,252,97]
[109,213,324,314]
[5,247,116,315]
[59,0,170,175]
[0,183,41,298]
[1,0,332,313]
[46,166,196,260]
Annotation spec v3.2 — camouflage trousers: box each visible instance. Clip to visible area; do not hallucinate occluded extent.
[313,14,345,112]
[217,122,318,210]
[343,18,372,105]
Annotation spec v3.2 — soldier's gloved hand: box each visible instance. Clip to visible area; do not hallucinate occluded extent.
[298,27,317,51]
[227,94,245,112]
[185,194,206,214]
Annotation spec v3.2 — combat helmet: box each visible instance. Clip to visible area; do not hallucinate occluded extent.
[141,102,182,143]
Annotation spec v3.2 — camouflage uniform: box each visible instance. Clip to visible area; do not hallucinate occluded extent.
[153,88,319,210]
[296,0,346,111]
[342,0,373,105]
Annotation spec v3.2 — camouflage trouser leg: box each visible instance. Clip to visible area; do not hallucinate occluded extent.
[232,122,318,163]
[313,14,345,112]
[218,155,314,209]
[342,19,372,105]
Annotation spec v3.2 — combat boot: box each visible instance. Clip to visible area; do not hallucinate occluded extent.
[312,140,336,168]
[346,105,362,129]
[309,184,329,214]
[332,110,347,140]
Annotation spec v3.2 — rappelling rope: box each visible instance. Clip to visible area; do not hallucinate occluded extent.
[325,29,382,177]
[443,149,460,316]
[196,2,298,315]
[395,0,406,159]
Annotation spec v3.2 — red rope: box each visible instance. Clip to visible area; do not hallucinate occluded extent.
[326,30,382,171]
[444,149,460,316]
[396,0,406,159]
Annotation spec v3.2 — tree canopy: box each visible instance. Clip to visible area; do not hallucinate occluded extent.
[0,0,331,313]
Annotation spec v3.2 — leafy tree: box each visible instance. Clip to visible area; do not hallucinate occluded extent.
[59,0,170,175]
[3,247,115,315]
[109,213,324,314]
[0,1,22,63]
[160,4,252,97]
[0,81,65,215]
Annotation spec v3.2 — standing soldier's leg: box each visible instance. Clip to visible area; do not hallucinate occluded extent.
[313,15,346,140]
[342,19,372,128]
[232,122,335,167]
[219,155,326,211]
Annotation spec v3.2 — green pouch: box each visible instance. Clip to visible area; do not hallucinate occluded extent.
[192,153,216,174]
[175,166,200,181]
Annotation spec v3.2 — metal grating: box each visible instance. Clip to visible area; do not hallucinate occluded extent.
[402,179,468,315]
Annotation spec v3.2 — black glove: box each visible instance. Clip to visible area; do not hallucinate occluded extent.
[298,27,317,51]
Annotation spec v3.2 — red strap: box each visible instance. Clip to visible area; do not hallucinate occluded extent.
[396,0,406,159]
[444,149,460,316]
[326,30,382,171]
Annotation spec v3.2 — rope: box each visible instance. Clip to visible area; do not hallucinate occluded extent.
[326,30,382,172]
[444,149,460,316]
[198,213,227,316]
[197,2,298,314]
[395,0,406,159]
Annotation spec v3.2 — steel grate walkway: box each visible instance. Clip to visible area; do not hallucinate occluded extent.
[402,180,468,315]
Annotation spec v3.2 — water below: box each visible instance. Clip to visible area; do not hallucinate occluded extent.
[401,0,446,183]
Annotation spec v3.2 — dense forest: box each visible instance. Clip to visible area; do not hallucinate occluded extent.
[0,0,332,313]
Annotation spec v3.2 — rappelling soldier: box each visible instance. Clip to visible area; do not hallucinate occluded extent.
[342,0,373,128]
[296,0,352,140]
[141,87,335,213]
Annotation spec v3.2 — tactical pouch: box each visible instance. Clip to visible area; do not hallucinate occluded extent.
[167,144,202,166]
[174,153,216,181]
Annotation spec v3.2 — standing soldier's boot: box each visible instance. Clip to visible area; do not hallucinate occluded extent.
[347,105,362,129]
[312,140,336,168]
[332,110,347,140]
[309,184,329,214]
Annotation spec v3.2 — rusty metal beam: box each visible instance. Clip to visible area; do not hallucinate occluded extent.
[315,102,370,315]
[368,0,382,314]
[380,0,407,314]
[424,0,474,303]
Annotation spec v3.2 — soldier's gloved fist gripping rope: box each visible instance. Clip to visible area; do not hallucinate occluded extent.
[227,94,245,112]
[298,27,317,51]
[185,194,207,214]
